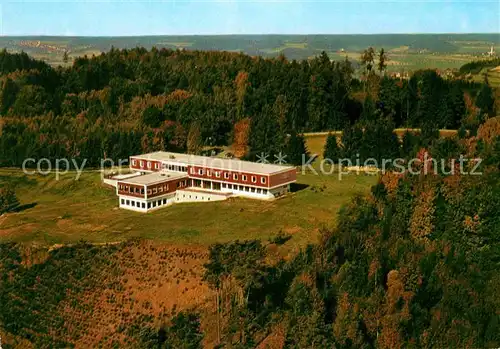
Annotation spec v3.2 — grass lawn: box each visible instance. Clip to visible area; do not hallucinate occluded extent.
[0,167,377,249]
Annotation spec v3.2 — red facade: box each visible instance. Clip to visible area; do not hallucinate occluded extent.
[127,155,296,192]
[117,183,145,198]
[130,157,162,172]
[269,168,297,187]
[146,178,188,198]
[187,165,271,188]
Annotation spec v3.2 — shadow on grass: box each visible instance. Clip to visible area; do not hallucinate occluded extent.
[11,202,38,213]
[290,183,309,193]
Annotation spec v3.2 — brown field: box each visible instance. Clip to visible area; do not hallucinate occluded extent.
[3,241,217,348]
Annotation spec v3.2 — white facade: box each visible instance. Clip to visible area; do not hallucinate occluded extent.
[118,192,176,213]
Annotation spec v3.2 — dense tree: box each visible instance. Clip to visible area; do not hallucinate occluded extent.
[476,82,495,118]
[0,48,484,168]
[142,106,163,128]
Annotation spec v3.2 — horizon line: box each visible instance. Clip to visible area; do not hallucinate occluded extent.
[1,32,500,38]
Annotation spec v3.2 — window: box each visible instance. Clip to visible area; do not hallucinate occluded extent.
[126,200,130,205]
[147,189,152,195]
[239,185,244,191]
[245,186,250,192]
[158,200,161,206]
[215,171,220,178]
[207,170,211,176]
[148,203,151,209]
[198,169,203,175]
[131,201,135,207]
[251,187,255,193]
[233,173,238,180]
[242,175,247,181]
[132,160,137,166]
[147,161,151,168]
[222,183,226,188]
[163,199,167,204]
[142,203,146,209]
[153,201,157,208]
[121,199,124,204]
[261,177,267,184]
[153,188,157,194]
[263,189,268,194]
[257,188,262,194]
[224,172,229,179]
[140,161,144,167]
[155,163,159,169]
[251,176,257,183]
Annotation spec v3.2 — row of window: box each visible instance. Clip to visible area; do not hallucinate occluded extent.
[149,180,187,195]
[119,185,144,195]
[222,183,268,195]
[191,167,267,184]
[120,198,169,209]
[181,194,211,201]
[163,164,187,172]
[132,159,160,170]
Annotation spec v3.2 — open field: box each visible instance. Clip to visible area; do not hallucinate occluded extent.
[303,128,459,158]
[0,167,376,249]
[470,66,500,87]
[1,34,498,70]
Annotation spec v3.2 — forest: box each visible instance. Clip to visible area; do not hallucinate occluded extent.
[1,116,499,348]
[197,118,500,348]
[0,46,499,348]
[0,48,495,167]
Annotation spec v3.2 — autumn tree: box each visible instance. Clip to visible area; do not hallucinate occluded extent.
[232,118,251,158]
[186,122,202,155]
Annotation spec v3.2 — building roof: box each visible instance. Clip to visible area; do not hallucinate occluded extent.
[119,171,187,186]
[131,151,295,175]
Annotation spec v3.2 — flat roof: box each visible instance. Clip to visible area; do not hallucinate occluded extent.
[119,171,187,186]
[131,151,295,175]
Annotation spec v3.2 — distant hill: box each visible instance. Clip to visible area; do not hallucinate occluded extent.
[1,34,499,68]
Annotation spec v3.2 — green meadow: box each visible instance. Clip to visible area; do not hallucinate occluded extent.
[0,167,376,249]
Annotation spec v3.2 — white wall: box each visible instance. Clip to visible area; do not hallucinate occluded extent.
[175,190,228,203]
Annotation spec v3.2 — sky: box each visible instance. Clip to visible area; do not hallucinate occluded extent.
[1,0,499,36]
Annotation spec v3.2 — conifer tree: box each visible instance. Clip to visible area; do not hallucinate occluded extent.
[341,125,364,163]
[286,132,309,166]
[323,133,341,161]
[476,82,495,118]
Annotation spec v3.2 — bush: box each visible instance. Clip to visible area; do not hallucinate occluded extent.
[0,186,19,214]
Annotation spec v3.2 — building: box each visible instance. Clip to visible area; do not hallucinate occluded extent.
[109,151,297,212]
